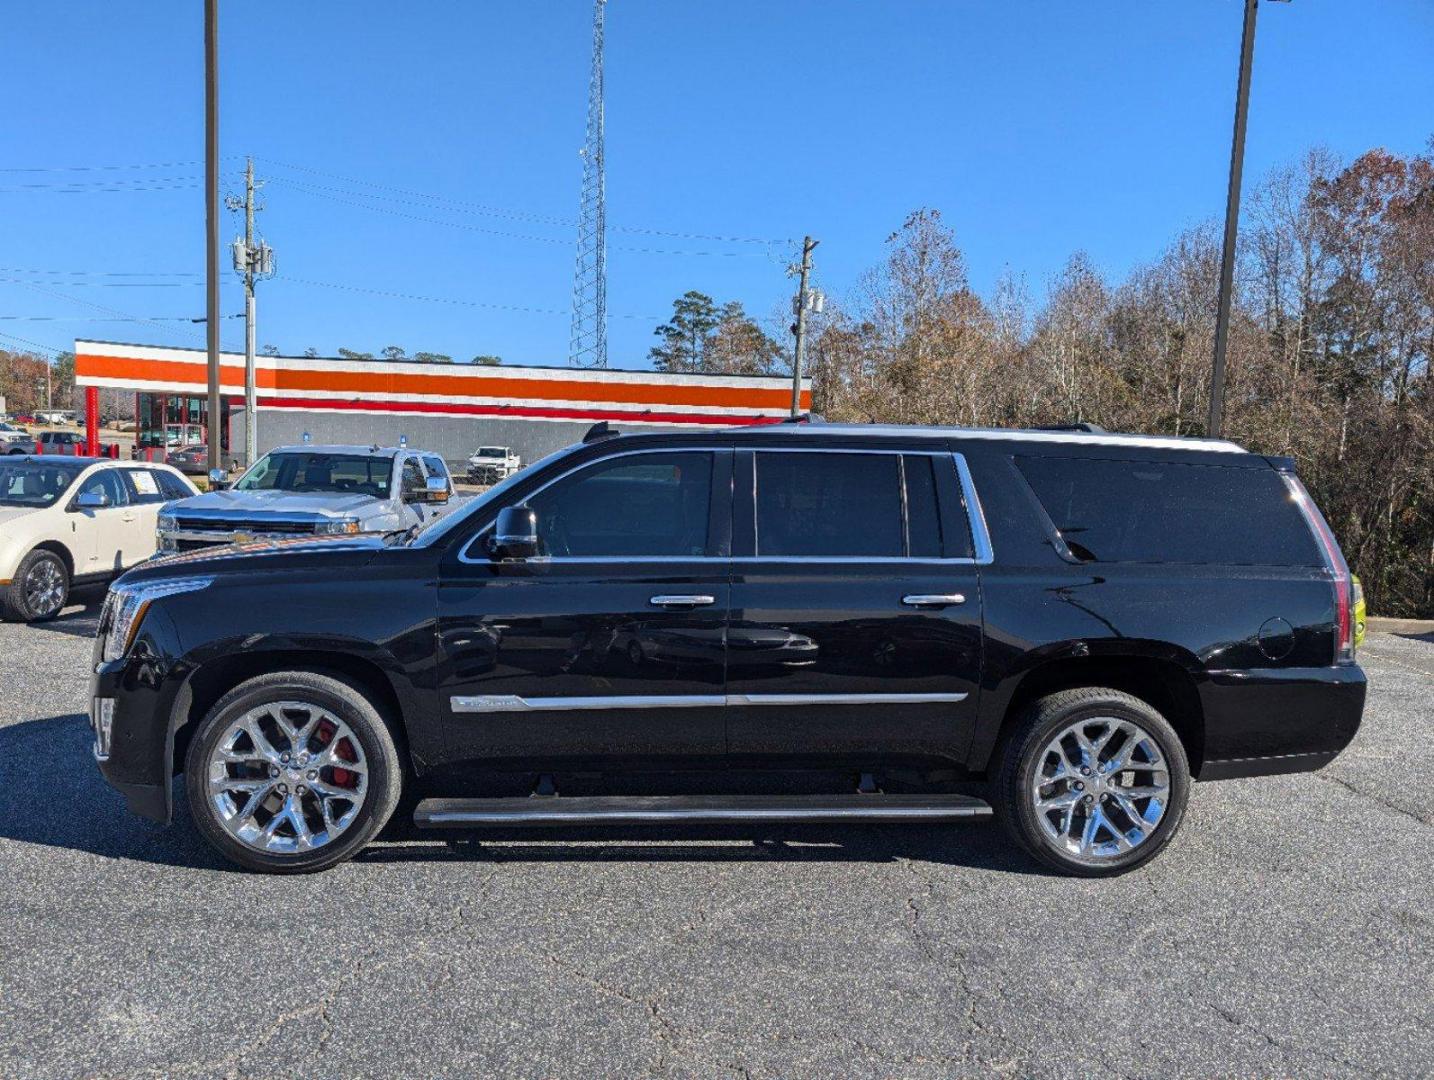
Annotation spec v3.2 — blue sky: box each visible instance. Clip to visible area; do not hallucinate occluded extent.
[3,1,1432,370]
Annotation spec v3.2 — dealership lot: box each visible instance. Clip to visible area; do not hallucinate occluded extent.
[0,608,1429,1079]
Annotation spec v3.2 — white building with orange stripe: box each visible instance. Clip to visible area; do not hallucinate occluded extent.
[74,339,810,467]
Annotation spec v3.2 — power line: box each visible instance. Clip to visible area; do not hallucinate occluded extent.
[0,267,201,277]
[0,330,67,356]
[0,277,200,288]
[260,156,793,246]
[0,159,223,173]
[283,275,663,321]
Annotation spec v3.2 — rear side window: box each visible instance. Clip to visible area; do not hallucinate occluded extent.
[903,454,945,558]
[1015,455,1322,566]
[756,452,903,557]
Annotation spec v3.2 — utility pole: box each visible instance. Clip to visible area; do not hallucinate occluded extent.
[228,157,272,466]
[204,0,221,473]
[789,236,820,418]
[1209,0,1272,438]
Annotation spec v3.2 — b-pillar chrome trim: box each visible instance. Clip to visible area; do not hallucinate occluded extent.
[451,692,969,714]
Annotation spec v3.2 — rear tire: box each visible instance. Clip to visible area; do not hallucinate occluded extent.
[993,688,1190,877]
[184,671,403,874]
[1,549,69,622]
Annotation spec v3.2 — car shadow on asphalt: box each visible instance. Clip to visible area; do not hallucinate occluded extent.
[14,591,106,639]
[0,712,231,871]
[1,711,1046,876]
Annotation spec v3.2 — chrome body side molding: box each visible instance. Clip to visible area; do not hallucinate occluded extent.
[451,691,968,714]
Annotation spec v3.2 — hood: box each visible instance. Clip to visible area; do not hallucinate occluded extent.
[0,505,42,528]
[115,532,392,586]
[171,488,382,518]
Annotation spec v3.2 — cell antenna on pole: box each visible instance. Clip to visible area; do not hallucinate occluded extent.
[568,0,608,368]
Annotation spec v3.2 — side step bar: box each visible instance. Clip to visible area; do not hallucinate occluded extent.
[414,793,992,828]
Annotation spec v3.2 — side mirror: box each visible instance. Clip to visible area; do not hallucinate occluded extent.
[405,476,450,504]
[207,468,229,491]
[489,505,539,560]
[74,491,109,510]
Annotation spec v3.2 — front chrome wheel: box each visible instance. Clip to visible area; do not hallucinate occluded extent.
[1030,716,1170,862]
[25,557,66,618]
[206,700,369,855]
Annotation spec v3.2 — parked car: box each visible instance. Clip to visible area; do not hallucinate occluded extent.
[90,422,1365,876]
[0,423,37,455]
[466,445,522,485]
[0,458,197,621]
[36,430,85,452]
[155,444,456,553]
[164,444,212,477]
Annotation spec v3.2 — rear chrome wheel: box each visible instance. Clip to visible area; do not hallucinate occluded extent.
[207,701,369,855]
[186,672,403,873]
[994,688,1190,877]
[1030,717,1170,862]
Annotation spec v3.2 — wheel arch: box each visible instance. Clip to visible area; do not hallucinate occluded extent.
[28,540,76,579]
[976,652,1206,777]
[169,649,412,783]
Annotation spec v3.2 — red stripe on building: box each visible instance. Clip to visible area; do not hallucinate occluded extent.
[256,396,786,427]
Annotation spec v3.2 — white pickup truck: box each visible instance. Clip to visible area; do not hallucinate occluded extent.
[465,445,522,485]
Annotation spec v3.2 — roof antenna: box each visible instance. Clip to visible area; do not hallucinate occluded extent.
[582,421,619,443]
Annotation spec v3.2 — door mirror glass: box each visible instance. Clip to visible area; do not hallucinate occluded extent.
[489,505,539,560]
[74,490,108,510]
[207,468,229,491]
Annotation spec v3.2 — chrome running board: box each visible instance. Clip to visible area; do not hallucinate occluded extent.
[413,793,992,828]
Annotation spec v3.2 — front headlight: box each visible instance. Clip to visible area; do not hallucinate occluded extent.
[315,519,362,535]
[101,577,213,662]
[157,513,177,532]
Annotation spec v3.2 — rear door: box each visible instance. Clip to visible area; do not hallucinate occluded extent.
[725,446,985,766]
[435,448,732,769]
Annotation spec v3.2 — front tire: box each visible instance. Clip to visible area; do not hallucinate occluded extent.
[1,548,69,622]
[184,671,403,874]
[993,688,1190,877]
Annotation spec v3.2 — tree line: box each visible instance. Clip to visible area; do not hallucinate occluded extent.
[652,142,1434,618]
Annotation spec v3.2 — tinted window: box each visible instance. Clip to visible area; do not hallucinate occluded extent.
[756,452,903,557]
[1015,455,1322,566]
[904,455,945,558]
[528,452,712,558]
[122,468,169,505]
[155,469,194,501]
[73,468,129,508]
[421,455,449,482]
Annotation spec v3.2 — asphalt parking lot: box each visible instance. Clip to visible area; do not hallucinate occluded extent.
[0,603,1430,1079]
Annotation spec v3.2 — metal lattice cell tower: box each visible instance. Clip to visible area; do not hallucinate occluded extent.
[568,0,608,368]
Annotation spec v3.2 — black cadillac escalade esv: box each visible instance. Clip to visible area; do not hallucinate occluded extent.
[89,422,1366,876]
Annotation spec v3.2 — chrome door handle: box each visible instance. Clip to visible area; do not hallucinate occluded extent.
[902,593,966,607]
[650,594,716,607]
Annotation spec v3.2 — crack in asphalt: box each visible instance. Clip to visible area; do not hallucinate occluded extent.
[1314,772,1433,827]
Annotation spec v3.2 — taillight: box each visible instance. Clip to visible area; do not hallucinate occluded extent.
[1282,473,1354,664]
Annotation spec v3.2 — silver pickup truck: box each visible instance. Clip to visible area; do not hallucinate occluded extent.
[156,444,456,553]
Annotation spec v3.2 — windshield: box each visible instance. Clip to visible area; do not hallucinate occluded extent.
[475,447,507,457]
[0,462,81,508]
[234,452,394,498]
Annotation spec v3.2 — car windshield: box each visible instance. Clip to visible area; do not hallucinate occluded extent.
[0,461,82,508]
[234,452,393,498]
[475,447,507,457]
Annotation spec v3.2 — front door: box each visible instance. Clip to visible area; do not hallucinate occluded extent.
[725,448,984,767]
[436,448,732,770]
[69,467,136,579]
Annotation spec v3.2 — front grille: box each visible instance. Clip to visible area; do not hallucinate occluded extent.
[176,538,227,552]
[173,518,316,534]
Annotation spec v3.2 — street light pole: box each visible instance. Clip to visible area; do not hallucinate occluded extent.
[204,0,222,474]
[1208,0,1261,438]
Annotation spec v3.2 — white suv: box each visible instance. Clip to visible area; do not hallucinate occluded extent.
[0,458,198,622]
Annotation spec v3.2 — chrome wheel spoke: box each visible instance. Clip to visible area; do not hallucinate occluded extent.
[1032,715,1170,863]
[207,700,369,855]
